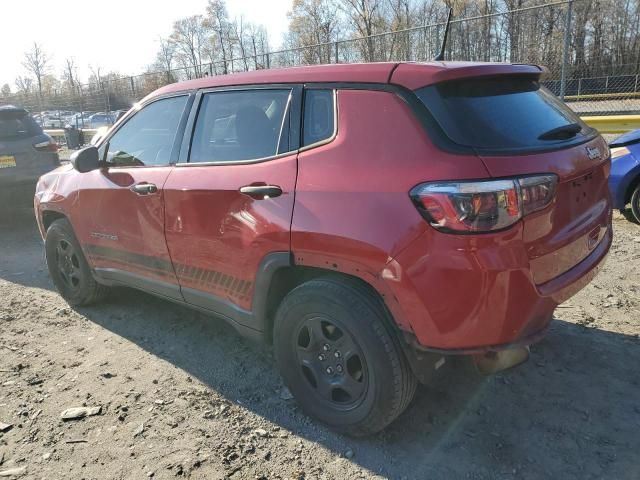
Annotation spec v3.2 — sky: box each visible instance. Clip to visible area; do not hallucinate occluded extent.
[0,0,292,88]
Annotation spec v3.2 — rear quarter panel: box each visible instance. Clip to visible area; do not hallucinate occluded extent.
[291,88,490,329]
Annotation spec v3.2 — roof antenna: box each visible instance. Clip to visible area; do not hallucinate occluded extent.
[434,8,453,61]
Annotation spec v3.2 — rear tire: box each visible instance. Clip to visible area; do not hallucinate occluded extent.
[273,276,417,436]
[630,185,640,224]
[45,218,108,306]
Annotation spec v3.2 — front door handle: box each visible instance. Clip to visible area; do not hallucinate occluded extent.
[130,182,158,195]
[239,184,283,199]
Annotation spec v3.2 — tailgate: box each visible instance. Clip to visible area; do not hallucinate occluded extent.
[412,73,611,285]
[480,135,611,285]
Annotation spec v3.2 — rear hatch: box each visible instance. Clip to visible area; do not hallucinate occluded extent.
[414,74,610,285]
[0,107,58,181]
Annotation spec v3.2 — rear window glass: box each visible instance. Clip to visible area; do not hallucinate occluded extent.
[416,77,589,150]
[0,111,41,139]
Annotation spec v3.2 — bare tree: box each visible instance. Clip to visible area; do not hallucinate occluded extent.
[157,37,176,73]
[234,16,250,71]
[14,76,33,94]
[63,58,77,88]
[338,0,386,61]
[89,65,103,89]
[288,0,342,63]
[205,0,233,74]
[22,42,49,99]
[1,84,11,97]
[171,15,208,78]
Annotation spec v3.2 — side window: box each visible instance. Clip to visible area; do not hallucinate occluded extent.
[105,95,188,167]
[190,89,291,163]
[302,89,335,147]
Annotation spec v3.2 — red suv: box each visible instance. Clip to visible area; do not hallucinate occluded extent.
[34,62,611,435]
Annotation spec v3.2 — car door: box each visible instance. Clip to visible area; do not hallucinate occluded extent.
[163,86,301,329]
[72,94,192,300]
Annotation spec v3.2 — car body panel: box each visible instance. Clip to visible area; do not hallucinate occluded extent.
[479,135,611,285]
[163,154,298,317]
[608,133,640,210]
[60,167,180,298]
[384,219,611,350]
[291,89,491,331]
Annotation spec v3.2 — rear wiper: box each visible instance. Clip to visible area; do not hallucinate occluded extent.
[538,123,582,141]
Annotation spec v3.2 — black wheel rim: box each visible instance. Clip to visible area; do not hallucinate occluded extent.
[294,315,368,410]
[54,239,82,292]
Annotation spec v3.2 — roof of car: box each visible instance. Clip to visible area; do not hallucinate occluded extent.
[0,105,28,113]
[146,61,544,101]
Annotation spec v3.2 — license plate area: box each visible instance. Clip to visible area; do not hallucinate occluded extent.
[0,155,16,169]
[570,172,595,211]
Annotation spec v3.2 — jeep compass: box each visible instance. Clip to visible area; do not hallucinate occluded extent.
[34,62,611,435]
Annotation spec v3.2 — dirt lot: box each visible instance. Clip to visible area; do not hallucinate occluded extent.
[0,203,639,480]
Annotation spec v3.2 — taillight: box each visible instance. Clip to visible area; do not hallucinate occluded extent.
[34,138,59,152]
[610,146,630,160]
[410,175,557,233]
[518,175,557,215]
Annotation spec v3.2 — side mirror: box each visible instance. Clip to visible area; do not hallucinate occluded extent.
[70,146,101,173]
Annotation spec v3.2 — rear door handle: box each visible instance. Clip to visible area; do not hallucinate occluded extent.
[239,185,282,199]
[130,182,158,195]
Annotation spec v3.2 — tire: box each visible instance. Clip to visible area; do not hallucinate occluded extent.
[630,184,640,224]
[45,218,108,306]
[273,276,417,436]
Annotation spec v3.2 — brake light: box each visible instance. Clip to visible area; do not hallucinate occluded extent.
[410,175,557,233]
[34,139,59,152]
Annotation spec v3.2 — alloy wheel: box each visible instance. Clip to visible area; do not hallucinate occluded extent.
[54,239,82,291]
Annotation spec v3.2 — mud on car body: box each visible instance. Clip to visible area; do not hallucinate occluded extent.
[35,62,611,435]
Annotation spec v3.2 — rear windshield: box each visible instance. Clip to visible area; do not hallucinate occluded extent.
[0,111,41,139]
[415,76,591,151]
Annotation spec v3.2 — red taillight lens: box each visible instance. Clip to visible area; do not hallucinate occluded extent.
[411,175,557,233]
[34,139,59,152]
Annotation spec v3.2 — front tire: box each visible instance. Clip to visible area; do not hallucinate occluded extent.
[45,218,107,306]
[273,276,416,436]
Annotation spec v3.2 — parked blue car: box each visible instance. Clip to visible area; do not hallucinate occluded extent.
[609,129,640,223]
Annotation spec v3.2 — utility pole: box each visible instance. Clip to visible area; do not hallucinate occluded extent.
[559,0,573,100]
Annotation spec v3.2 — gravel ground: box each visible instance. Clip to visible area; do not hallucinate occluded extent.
[0,203,639,480]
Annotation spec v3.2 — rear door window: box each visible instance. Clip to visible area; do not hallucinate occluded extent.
[190,89,292,163]
[416,76,593,152]
[0,111,40,139]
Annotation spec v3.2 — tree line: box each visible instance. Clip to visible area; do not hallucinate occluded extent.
[2,0,639,111]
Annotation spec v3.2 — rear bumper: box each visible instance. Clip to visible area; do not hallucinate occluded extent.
[382,219,611,351]
[0,155,59,187]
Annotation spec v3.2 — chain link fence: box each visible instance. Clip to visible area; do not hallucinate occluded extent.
[3,0,639,124]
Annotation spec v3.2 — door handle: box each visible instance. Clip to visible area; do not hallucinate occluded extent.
[130,182,158,195]
[239,185,283,199]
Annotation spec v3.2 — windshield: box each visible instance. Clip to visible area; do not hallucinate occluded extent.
[415,76,592,151]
